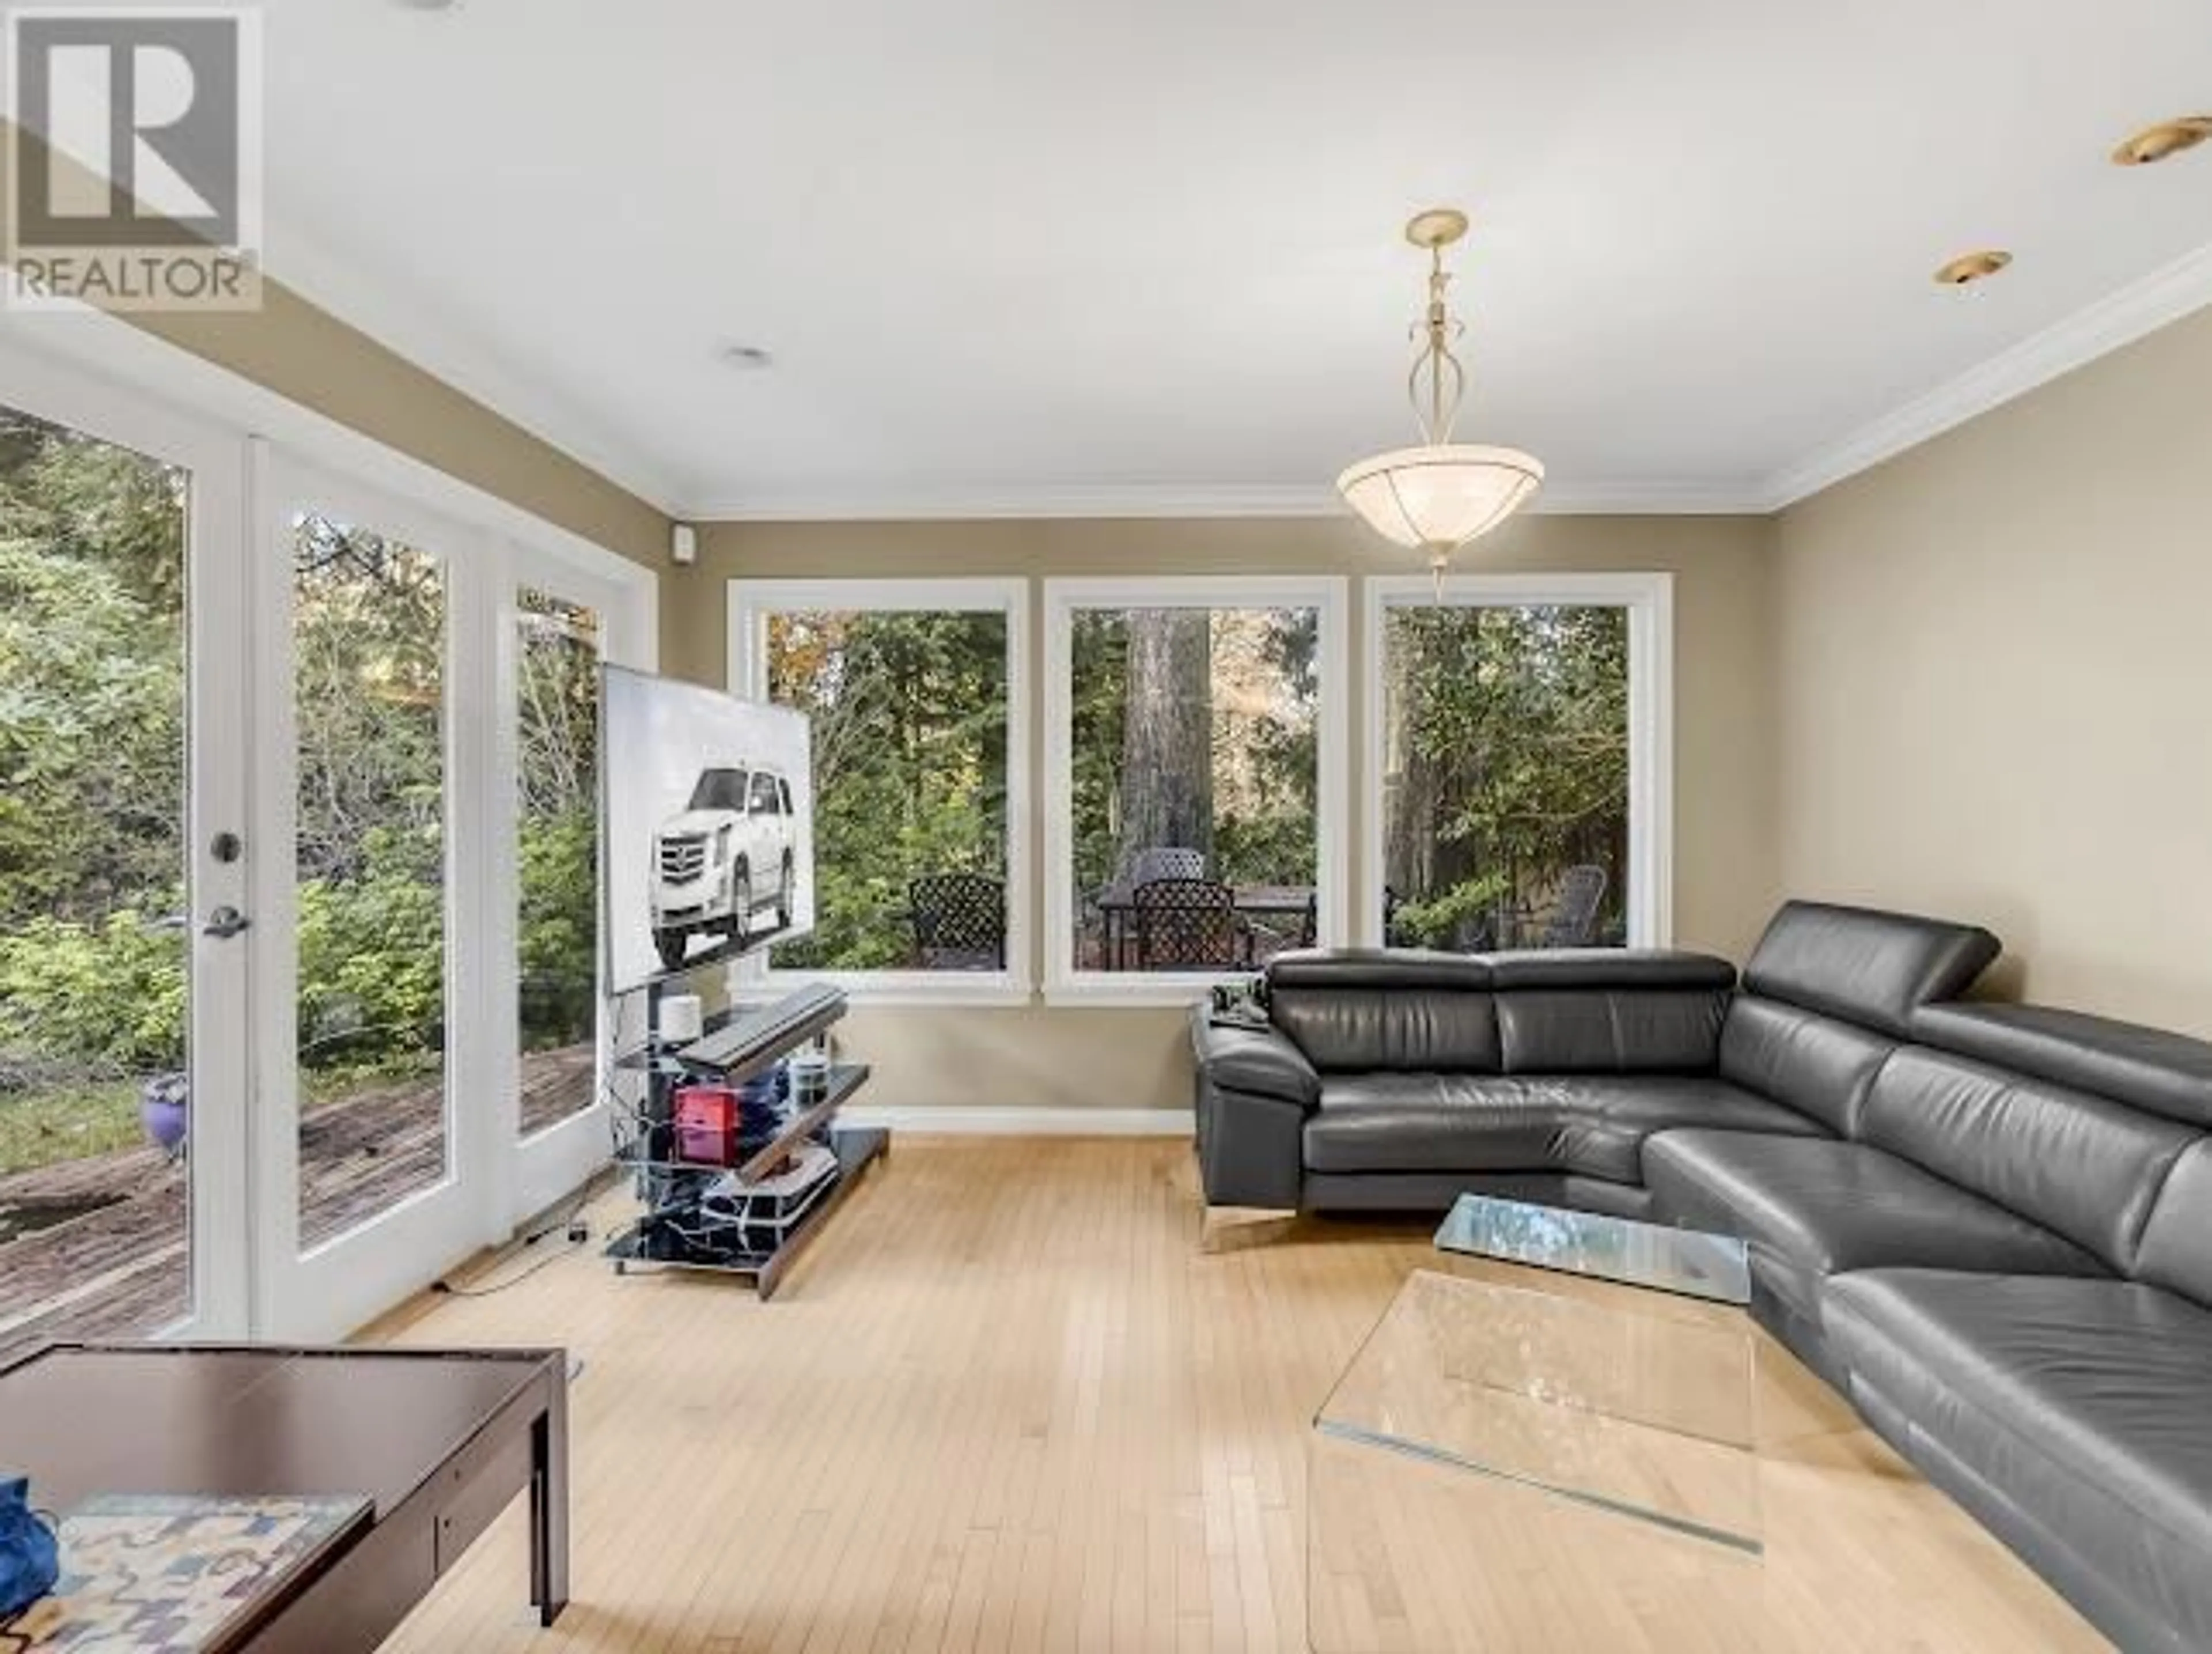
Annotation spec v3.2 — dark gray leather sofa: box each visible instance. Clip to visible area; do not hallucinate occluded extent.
[1190,900,2212,1652]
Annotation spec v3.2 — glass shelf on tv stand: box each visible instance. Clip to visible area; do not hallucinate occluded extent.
[612,1062,872,1186]
[605,1122,888,1299]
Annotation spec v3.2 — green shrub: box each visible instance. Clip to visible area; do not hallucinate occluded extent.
[0,904,187,1073]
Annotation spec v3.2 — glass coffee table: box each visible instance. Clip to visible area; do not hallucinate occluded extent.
[1309,1196,2107,1652]
[1311,1198,1770,1648]
[1310,1267,1769,1652]
[1433,1190,1752,1304]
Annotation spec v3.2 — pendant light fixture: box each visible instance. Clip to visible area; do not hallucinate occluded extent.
[1336,209,1543,585]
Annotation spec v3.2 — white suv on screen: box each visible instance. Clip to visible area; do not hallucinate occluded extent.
[650,764,797,971]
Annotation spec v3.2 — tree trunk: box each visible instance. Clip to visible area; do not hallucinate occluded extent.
[1118,609,1213,868]
[1384,630,1437,904]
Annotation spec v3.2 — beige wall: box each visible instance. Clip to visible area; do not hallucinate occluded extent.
[672,514,1779,1111]
[1,120,669,572]
[130,291,669,571]
[1775,306,2212,1035]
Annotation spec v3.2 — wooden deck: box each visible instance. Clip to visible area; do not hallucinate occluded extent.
[0,1044,596,1359]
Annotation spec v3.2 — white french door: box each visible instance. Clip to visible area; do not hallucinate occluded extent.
[0,350,252,1345]
[249,452,493,1339]
[3,328,654,1349]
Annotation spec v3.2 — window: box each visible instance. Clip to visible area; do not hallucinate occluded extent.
[1044,578,1348,1000]
[692,770,745,812]
[289,509,451,1250]
[730,578,1029,995]
[0,398,199,1344]
[514,587,601,1138]
[1366,573,1672,952]
[748,771,780,815]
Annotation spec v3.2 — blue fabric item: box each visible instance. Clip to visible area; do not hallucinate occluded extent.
[0,1477,59,1617]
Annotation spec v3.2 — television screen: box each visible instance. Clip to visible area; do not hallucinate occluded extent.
[601,664,815,994]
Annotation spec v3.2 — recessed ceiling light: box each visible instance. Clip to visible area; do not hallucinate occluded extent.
[2112,117,2212,166]
[722,345,776,370]
[1934,250,2012,287]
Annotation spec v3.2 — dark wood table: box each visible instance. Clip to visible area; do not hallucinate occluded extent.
[0,1342,567,1653]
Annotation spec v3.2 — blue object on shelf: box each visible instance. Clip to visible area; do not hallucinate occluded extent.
[0,1476,58,1616]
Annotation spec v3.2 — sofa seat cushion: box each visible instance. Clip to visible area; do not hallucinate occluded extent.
[1556,1078,1828,1183]
[1642,1131,2105,1326]
[1302,1075,1823,1183]
[1827,1270,2212,1651]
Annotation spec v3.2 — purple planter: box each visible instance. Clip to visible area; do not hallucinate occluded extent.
[140,1072,188,1156]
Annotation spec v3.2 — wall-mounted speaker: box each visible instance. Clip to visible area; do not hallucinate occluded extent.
[671,523,698,566]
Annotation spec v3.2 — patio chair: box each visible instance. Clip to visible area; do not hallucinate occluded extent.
[907,872,1006,971]
[1248,891,1318,961]
[1531,864,1609,948]
[1089,847,1209,968]
[1131,877,1248,972]
[1127,846,1206,887]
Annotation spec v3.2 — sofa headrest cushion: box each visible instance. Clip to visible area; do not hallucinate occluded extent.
[1913,1002,2212,1129]
[1486,949,1737,991]
[1267,949,1494,992]
[1743,901,1999,1036]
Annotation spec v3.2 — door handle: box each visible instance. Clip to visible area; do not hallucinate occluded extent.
[202,905,252,940]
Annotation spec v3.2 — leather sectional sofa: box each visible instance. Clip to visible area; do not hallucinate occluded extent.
[1191,901,2212,1653]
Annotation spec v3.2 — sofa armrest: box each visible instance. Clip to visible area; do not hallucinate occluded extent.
[1190,1009,1312,1210]
[1190,1012,1321,1110]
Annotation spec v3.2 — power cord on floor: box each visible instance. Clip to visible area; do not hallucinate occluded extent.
[431,1242,577,1299]
[429,1067,647,1300]
[433,1190,597,1298]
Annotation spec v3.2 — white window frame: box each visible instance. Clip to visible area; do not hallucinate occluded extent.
[1361,571,1674,951]
[1043,575,1350,1006]
[728,577,1033,1003]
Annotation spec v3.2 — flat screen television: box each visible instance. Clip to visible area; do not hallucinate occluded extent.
[601,664,816,994]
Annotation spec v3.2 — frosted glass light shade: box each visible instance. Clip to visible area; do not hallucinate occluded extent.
[1335,444,1545,552]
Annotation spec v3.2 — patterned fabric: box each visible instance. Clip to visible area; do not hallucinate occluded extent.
[0,1494,367,1653]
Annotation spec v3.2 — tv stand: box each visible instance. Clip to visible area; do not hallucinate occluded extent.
[604,982,886,1299]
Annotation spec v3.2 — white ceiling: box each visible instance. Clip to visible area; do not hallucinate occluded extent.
[256,0,2212,518]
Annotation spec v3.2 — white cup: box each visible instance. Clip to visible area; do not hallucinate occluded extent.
[657,993,704,1043]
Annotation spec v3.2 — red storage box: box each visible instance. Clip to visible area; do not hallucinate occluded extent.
[672,1085,742,1166]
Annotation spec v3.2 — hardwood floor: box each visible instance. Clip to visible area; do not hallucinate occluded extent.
[373,1137,2105,1653]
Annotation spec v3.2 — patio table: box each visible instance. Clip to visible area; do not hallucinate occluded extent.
[1090,882,1315,970]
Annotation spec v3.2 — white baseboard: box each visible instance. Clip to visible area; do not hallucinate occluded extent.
[839,1106,1193,1137]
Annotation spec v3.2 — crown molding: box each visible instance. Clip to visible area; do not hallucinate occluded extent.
[259,222,690,516]
[257,220,2212,530]
[678,477,1771,524]
[1763,237,2212,509]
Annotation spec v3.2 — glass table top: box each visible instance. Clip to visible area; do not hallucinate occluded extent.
[1313,1267,1763,1552]
[1434,1190,1752,1304]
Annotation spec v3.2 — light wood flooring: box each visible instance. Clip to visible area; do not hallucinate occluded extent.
[372,1137,2107,1653]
